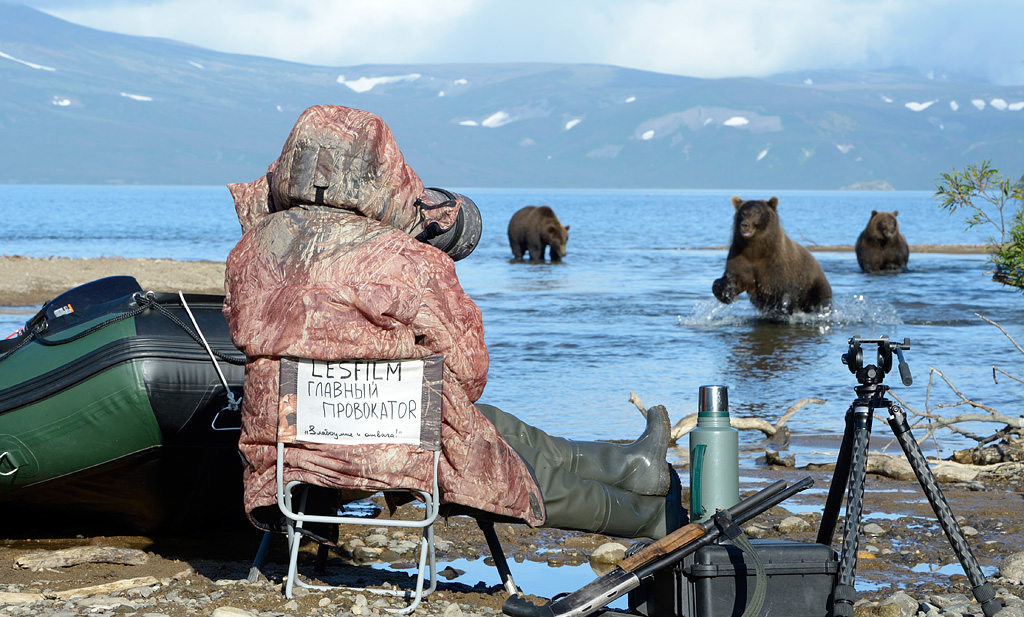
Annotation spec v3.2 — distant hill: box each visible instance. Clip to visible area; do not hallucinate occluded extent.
[2,3,1023,189]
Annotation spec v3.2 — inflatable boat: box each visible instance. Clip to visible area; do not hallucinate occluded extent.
[0,276,246,532]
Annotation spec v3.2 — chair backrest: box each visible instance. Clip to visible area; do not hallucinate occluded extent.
[277,355,443,451]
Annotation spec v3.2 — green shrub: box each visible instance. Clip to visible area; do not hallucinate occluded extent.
[935,161,1024,290]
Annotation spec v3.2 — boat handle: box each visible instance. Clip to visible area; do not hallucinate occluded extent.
[211,409,241,432]
[0,451,18,476]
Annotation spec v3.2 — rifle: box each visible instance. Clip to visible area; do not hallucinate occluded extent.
[502,476,814,617]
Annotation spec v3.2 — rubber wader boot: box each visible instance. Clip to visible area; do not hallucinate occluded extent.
[542,463,686,539]
[496,422,688,539]
[477,403,672,496]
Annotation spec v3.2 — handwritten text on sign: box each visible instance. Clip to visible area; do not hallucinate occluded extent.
[295,358,424,446]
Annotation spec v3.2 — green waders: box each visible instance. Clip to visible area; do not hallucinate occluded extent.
[477,404,686,539]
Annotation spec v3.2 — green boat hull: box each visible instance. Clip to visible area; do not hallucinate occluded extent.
[0,277,245,532]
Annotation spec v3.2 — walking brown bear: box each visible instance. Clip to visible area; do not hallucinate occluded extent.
[712,196,832,316]
[508,205,570,262]
[856,210,909,273]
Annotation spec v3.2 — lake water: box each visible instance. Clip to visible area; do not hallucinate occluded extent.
[1,185,1019,465]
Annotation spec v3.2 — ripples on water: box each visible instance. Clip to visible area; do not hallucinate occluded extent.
[1,186,1019,462]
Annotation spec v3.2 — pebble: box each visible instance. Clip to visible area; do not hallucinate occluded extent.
[589,542,627,564]
[863,523,888,537]
[879,590,918,617]
[1000,552,1024,584]
[742,523,772,538]
[776,516,810,533]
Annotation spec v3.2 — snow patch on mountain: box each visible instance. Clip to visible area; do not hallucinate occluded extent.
[336,73,421,93]
[0,49,55,71]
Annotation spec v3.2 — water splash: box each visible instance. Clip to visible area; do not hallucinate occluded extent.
[678,294,901,328]
[829,293,903,326]
[677,299,752,326]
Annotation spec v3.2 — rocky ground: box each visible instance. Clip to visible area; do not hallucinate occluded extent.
[2,461,1024,617]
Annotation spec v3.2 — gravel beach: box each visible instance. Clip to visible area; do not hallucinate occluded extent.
[3,462,1024,617]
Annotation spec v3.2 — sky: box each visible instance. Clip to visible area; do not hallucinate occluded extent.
[16,0,1024,85]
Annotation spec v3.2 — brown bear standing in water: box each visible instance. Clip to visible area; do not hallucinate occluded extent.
[712,196,832,316]
[508,205,570,262]
[856,210,909,273]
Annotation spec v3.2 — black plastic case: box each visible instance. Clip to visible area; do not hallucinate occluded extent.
[629,539,838,617]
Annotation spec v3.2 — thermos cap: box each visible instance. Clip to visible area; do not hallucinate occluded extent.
[698,385,728,413]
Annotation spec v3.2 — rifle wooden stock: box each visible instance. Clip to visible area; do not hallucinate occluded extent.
[619,479,790,573]
[618,523,707,572]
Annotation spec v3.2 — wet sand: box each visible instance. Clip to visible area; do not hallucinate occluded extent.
[0,255,226,307]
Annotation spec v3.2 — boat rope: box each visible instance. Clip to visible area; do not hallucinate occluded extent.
[0,298,146,364]
[0,292,245,367]
[178,290,241,416]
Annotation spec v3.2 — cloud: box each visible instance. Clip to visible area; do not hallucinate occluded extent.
[29,0,479,66]
[20,0,1024,84]
[593,0,1024,83]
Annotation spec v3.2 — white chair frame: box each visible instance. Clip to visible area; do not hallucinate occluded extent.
[268,355,445,614]
[275,442,442,613]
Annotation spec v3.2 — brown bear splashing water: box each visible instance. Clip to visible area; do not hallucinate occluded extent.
[712,196,832,317]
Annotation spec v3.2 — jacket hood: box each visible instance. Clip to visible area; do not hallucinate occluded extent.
[267,105,459,236]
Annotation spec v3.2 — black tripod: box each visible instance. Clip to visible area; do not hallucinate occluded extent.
[816,336,1002,617]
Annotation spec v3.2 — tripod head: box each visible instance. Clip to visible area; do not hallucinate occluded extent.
[842,336,912,387]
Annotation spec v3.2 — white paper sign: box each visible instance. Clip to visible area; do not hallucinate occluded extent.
[294,358,424,446]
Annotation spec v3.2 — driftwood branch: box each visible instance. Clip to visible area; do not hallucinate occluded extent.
[628,392,827,445]
[976,312,1024,354]
[50,576,160,599]
[0,576,163,605]
[993,366,1024,386]
[628,391,648,417]
[875,313,1024,463]
[16,546,149,570]
[670,397,826,443]
[910,368,1024,431]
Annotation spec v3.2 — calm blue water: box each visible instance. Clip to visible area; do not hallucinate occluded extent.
[1,185,1019,463]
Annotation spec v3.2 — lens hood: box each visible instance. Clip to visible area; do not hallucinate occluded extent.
[417,190,482,261]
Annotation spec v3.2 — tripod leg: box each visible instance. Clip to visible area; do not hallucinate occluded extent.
[832,410,873,617]
[887,405,1003,617]
[477,520,521,598]
[816,406,856,545]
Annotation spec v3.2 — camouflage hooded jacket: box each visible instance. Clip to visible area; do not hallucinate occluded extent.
[223,106,544,529]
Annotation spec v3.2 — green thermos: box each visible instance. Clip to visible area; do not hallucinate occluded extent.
[689,385,740,522]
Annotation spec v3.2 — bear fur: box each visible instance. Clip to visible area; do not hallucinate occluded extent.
[856,210,909,273]
[507,205,570,262]
[712,196,832,316]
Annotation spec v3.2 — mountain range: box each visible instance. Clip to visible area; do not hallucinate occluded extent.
[2,2,1023,189]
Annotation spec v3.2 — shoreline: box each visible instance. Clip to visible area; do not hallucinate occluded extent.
[682,243,992,253]
[0,255,227,307]
[0,245,991,307]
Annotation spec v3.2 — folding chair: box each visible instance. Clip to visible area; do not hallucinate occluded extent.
[259,355,446,614]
